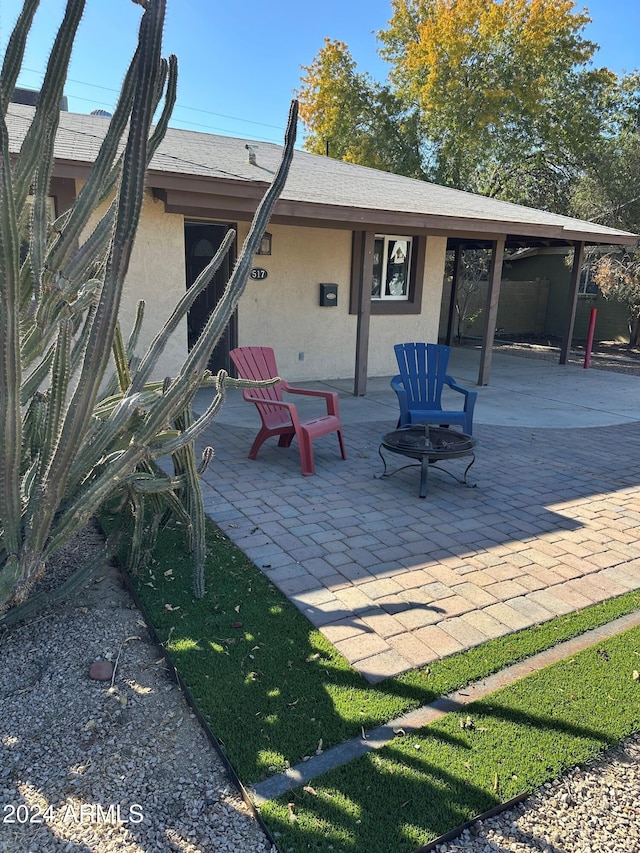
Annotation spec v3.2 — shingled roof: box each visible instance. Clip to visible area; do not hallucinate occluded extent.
[7,102,637,248]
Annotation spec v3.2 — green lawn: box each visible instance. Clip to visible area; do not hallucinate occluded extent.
[260,626,640,852]
[107,513,640,797]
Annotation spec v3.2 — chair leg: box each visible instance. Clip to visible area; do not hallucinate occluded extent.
[278,433,295,448]
[297,430,315,476]
[337,430,347,460]
[248,427,271,460]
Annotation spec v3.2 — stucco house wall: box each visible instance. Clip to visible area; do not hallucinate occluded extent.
[80,185,188,380]
[122,191,187,377]
[230,224,447,381]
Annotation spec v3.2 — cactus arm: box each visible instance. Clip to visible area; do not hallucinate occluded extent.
[27,0,168,552]
[13,0,86,209]
[60,205,115,288]
[126,300,146,359]
[29,119,57,300]
[66,391,155,491]
[0,114,23,561]
[147,54,177,160]
[0,0,40,117]
[48,45,140,272]
[134,100,298,443]
[21,348,54,405]
[170,406,206,597]
[22,317,72,553]
[170,101,298,383]
[112,322,132,393]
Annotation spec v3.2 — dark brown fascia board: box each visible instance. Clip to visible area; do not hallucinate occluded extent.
[53,160,637,247]
[557,227,637,246]
[160,184,635,245]
[149,170,268,198]
[52,160,93,180]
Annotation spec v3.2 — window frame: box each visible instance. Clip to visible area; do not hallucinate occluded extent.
[349,231,425,316]
[371,234,413,301]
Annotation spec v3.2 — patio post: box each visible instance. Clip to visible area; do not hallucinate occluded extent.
[445,244,463,346]
[477,236,506,385]
[354,231,375,396]
[559,241,585,364]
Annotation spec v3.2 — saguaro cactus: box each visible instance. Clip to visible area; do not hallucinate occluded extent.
[0,0,297,618]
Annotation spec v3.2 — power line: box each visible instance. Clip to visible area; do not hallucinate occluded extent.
[17,66,290,138]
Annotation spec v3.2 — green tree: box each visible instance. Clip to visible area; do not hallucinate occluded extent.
[298,0,618,212]
[571,76,640,345]
[297,38,425,179]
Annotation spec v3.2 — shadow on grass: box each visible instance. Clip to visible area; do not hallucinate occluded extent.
[261,693,624,853]
[261,629,640,853]
[122,513,640,785]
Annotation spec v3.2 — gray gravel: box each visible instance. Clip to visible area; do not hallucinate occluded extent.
[0,526,274,853]
[435,733,640,852]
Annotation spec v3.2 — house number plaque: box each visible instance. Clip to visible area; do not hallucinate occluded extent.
[250,267,268,280]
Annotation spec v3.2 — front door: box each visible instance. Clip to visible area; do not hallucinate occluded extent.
[184,222,237,373]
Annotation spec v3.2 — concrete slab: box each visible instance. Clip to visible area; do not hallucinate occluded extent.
[193,350,640,678]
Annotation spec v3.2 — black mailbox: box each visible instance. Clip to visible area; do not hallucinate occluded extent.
[319,283,338,307]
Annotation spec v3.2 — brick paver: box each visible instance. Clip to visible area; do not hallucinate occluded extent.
[197,381,640,681]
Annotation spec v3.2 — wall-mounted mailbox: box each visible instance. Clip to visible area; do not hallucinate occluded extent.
[319,283,338,307]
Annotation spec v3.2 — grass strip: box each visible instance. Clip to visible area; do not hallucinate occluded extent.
[260,626,640,853]
[102,511,640,785]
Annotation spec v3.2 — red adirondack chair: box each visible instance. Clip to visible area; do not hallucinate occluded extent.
[229,347,346,476]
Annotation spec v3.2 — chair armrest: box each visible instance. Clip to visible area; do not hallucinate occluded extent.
[444,376,477,403]
[390,374,404,393]
[390,374,409,425]
[280,381,340,416]
[243,393,302,428]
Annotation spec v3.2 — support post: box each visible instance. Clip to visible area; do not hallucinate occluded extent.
[354,231,375,396]
[445,244,463,346]
[559,241,585,364]
[477,237,506,386]
[584,308,597,369]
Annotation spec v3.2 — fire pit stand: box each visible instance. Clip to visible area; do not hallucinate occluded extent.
[378,425,477,498]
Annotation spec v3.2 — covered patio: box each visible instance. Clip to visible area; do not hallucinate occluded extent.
[193,349,640,681]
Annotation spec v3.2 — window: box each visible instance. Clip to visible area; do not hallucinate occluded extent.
[371,235,413,300]
[579,261,599,297]
[349,231,425,316]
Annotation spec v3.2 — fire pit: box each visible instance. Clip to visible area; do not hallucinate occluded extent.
[379,425,476,498]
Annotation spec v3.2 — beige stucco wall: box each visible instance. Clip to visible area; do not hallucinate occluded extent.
[79,185,187,381]
[236,224,448,382]
[236,222,357,380]
[120,191,186,378]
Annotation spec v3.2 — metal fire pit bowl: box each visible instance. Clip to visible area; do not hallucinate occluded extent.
[379,425,477,498]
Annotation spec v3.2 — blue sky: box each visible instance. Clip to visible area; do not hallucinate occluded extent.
[1,0,638,146]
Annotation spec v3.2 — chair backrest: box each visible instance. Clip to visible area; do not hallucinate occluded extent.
[394,343,451,409]
[229,346,283,402]
[229,346,294,428]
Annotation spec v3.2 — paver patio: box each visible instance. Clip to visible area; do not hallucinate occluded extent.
[194,350,640,681]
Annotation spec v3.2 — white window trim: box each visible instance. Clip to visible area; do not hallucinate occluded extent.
[372,234,413,301]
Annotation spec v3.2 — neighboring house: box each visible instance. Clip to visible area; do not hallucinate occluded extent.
[502,247,631,343]
[7,103,638,390]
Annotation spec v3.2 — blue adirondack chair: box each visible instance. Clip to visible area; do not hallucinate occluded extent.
[391,343,477,434]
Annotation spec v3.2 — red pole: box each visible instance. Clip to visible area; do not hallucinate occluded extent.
[584,308,597,369]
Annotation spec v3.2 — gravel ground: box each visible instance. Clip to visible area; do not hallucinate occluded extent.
[489,339,640,377]
[435,733,640,853]
[0,526,275,853]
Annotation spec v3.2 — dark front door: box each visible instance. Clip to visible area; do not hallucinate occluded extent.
[184,222,237,373]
